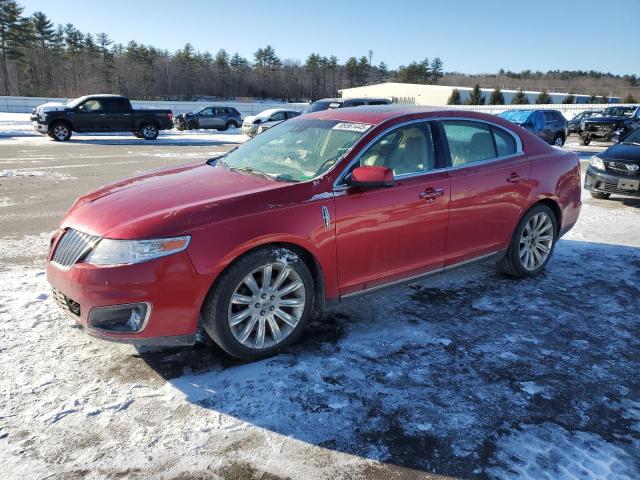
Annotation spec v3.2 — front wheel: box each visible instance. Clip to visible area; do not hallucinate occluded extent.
[133,130,143,139]
[590,192,611,200]
[49,122,72,141]
[140,124,159,140]
[202,247,314,360]
[498,204,557,278]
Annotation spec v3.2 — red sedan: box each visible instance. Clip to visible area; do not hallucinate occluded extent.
[47,106,582,360]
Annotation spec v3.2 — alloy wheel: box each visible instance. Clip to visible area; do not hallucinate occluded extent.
[519,213,554,270]
[54,125,69,140]
[142,125,158,138]
[227,262,306,349]
[554,136,563,146]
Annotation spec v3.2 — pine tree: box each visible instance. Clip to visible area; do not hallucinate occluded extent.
[536,89,552,104]
[0,0,24,95]
[430,57,443,83]
[96,32,113,90]
[488,87,504,105]
[562,94,575,104]
[512,88,529,104]
[377,61,388,83]
[447,88,461,105]
[467,84,485,105]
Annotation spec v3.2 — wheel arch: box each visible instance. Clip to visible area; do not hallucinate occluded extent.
[517,197,562,237]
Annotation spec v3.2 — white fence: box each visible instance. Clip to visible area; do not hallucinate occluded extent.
[0,96,309,116]
[444,103,636,120]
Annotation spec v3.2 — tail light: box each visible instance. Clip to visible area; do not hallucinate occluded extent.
[168,112,173,122]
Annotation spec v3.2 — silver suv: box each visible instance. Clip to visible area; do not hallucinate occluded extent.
[303,97,391,113]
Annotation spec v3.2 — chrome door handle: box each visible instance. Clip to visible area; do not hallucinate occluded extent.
[420,188,445,201]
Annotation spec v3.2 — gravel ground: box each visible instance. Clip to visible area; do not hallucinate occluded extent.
[1,117,639,479]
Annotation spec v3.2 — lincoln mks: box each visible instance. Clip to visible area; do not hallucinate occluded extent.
[47,106,582,360]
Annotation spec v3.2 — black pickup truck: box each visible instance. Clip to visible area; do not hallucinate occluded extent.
[580,106,640,145]
[31,94,174,141]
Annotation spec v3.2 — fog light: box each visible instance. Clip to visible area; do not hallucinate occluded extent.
[88,303,150,332]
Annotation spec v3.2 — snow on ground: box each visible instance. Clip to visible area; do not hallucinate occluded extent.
[1,165,639,477]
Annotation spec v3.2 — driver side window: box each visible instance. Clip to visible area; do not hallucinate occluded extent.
[359,122,435,177]
[80,99,104,112]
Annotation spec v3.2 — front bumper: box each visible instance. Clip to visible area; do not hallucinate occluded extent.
[33,121,48,134]
[47,250,211,346]
[241,125,257,135]
[584,166,640,197]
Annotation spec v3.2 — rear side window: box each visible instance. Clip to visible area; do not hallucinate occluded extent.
[493,127,517,156]
[442,120,496,166]
[106,98,130,112]
[348,101,365,107]
[367,100,388,105]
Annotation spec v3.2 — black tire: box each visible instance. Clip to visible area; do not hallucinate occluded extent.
[222,120,238,131]
[552,134,565,147]
[581,136,591,146]
[590,192,611,200]
[48,121,72,141]
[140,123,159,140]
[187,120,197,130]
[133,130,143,139]
[202,246,315,360]
[498,204,558,278]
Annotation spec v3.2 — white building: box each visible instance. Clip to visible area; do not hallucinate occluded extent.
[339,82,616,106]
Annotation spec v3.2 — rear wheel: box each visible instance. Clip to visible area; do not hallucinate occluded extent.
[222,120,238,131]
[581,136,591,146]
[498,204,557,278]
[48,122,72,141]
[553,134,564,147]
[202,247,314,360]
[590,192,611,200]
[140,123,159,140]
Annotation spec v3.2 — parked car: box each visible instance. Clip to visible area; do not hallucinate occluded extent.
[584,127,640,199]
[256,111,302,135]
[303,97,391,113]
[173,106,242,131]
[47,106,581,360]
[567,110,601,135]
[498,109,568,146]
[579,106,640,145]
[31,95,173,141]
[241,109,300,136]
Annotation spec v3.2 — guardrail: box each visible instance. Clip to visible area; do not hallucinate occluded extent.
[0,96,309,116]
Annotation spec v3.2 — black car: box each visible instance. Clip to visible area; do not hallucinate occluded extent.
[173,106,242,131]
[580,106,640,145]
[584,128,640,199]
[498,109,568,146]
[303,97,391,113]
[567,110,601,135]
[31,95,173,141]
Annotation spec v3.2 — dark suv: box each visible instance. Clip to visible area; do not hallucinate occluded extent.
[303,97,391,113]
[567,110,601,135]
[584,128,640,199]
[580,106,640,145]
[499,109,568,146]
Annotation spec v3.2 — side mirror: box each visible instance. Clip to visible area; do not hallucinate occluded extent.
[348,166,395,188]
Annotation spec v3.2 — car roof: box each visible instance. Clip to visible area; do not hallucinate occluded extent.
[301,104,509,125]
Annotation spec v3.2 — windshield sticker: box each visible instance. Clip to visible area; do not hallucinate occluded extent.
[332,122,372,133]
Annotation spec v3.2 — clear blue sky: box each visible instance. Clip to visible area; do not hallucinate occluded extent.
[20,0,640,75]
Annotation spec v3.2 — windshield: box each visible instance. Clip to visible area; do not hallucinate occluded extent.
[190,107,206,114]
[64,96,90,108]
[499,110,532,123]
[303,101,333,114]
[603,107,635,117]
[622,129,640,145]
[216,118,370,182]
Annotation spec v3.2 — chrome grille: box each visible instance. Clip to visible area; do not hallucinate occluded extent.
[52,288,81,317]
[607,161,639,176]
[51,228,100,268]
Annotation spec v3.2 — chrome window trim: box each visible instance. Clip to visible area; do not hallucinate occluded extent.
[333,116,524,189]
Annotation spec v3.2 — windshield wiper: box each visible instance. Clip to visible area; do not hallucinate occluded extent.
[227,165,276,180]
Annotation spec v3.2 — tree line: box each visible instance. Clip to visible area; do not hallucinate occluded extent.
[0,0,637,102]
[0,1,445,101]
[447,84,638,106]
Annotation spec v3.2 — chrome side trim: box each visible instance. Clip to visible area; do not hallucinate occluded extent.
[321,206,331,229]
[333,116,524,188]
[340,250,499,299]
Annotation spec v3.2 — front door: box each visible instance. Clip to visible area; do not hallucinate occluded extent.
[75,98,107,132]
[333,121,450,296]
[197,107,215,128]
[439,119,532,266]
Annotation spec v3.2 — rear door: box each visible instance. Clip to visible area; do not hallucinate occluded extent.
[440,119,532,266]
[212,107,228,128]
[333,121,450,296]
[104,98,132,132]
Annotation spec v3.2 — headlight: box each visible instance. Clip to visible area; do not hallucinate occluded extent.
[589,156,605,171]
[84,236,190,266]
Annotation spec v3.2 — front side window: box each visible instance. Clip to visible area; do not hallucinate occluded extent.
[270,112,287,122]
[360,122,435,176]
[200,107,214,116]
[81,99,104,112]
[218,119,370,182]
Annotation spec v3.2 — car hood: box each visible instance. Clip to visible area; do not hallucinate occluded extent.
[584,116,627,123]
[600,142,640,162]
[61,162,292,239]
[36,102,69,114]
